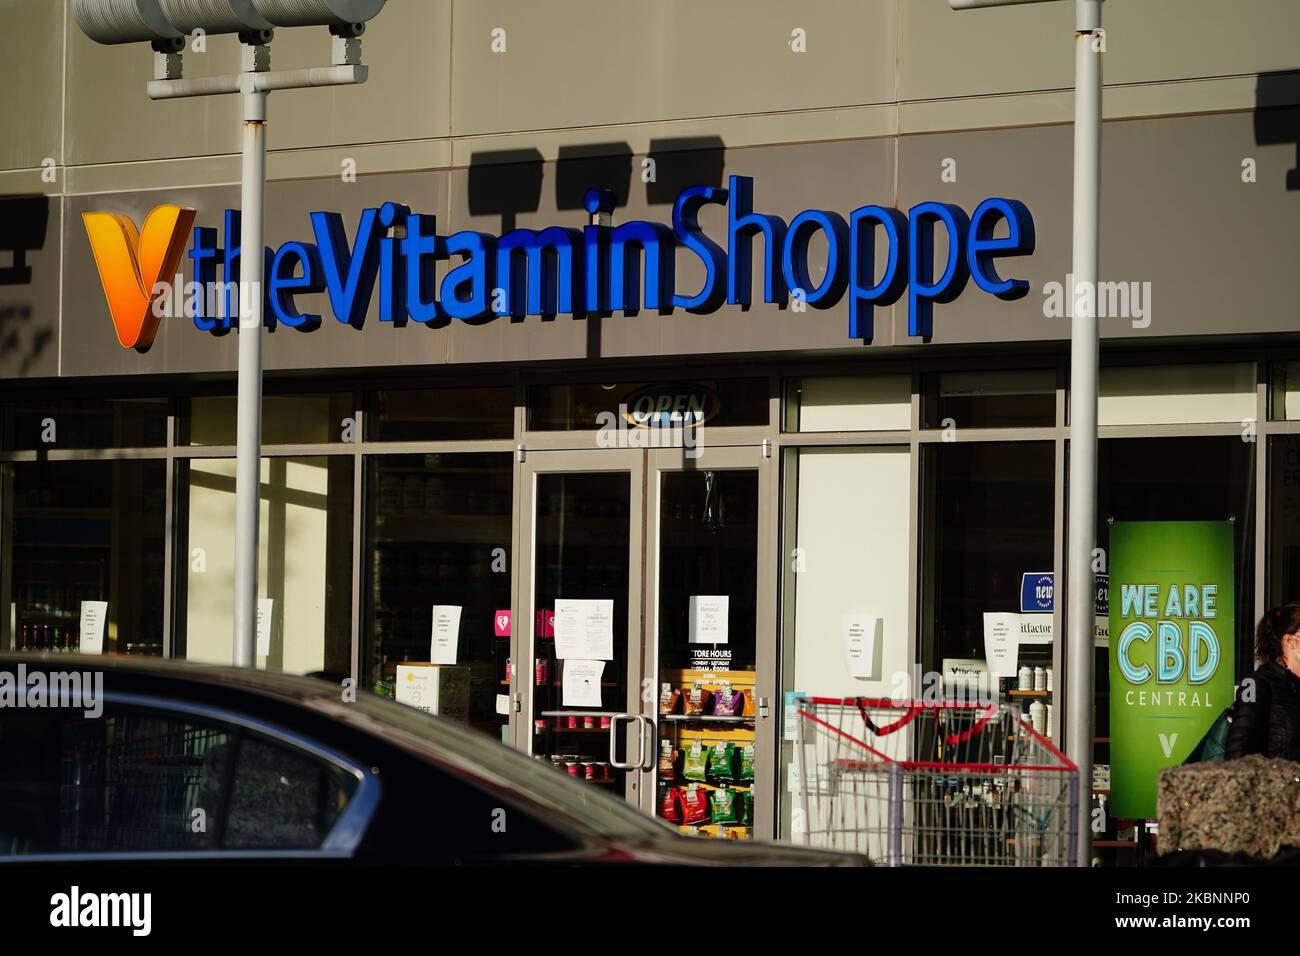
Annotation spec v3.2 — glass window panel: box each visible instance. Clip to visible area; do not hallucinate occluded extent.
[786,375,911,432]
[1268,362,1300,421]
[180,456,353,675]
[364,453,513,741]
[655,468,759,839]
[921,370,1055,429]
[367,386,514,441]
[527,379,768,431]
[1268,435,1300,606]
[921,442,1055,677]
[530,472,630,776]
[1,397,168,450]
[1098,363,1255,426]
[184,393,353,445]
[3,459,166,655]
[1095,437,1255,738]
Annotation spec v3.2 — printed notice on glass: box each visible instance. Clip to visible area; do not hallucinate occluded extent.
[430,605,462,664]
[1094,615,1110,648]
[79,601,108,655]
[688,595,729,645]
[783,690,805,742]
[553,599,614,660]
[842,613,878,679]
[256,599,274,657]
[561,659,605,707]
[982,612,1020,677]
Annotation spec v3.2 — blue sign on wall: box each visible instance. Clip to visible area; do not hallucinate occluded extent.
[179,176,1036,342]
[1020,572,1109,615]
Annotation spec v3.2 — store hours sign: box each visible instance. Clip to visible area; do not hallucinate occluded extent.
[1108,521,1234,819]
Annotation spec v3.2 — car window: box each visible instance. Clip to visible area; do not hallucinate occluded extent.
[0,702,358,856]
[323,692,674,844]
[219,735,355,850]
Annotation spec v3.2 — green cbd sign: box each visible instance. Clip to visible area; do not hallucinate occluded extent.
[1108,521,1235,819]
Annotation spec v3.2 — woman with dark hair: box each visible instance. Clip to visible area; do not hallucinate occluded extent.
[1225,603,1300,760]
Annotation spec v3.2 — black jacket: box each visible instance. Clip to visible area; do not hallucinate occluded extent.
[1225,660,1300,762]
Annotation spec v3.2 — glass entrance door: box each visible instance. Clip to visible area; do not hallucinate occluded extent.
[642,446,773,840]
[515,450,648,802]
[513,444,774,837]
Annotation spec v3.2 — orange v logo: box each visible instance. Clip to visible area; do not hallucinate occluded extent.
[82,205,196,352]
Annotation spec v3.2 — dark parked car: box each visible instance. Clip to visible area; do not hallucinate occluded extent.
[0,653,861,866]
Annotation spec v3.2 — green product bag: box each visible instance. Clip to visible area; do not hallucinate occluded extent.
[711,787,739,825]
[683,743,709,782]
[707,742,735,783]
[739,744,755,782]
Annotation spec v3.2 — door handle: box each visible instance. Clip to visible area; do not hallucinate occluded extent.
[608,712,642,770]
[636,714,656,772]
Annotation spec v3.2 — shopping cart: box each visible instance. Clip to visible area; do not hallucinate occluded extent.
[793,697,1078,866]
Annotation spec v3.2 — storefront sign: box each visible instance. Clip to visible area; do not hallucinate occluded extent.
[621,382,719,428]
[84,177,1035,351]
[1108,521,1234,819]
[1018,571,1108,615]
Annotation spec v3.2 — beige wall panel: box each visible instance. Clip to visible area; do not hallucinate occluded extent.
[0,0,64,171]
[65,23,242,165]
[900,0,1072,103]
[0,194,60,379]
[903,0,1300,109]
[1104,0,1300,88]
[450,0,897,137]
[895,108,1300,346]
[267,0,452,152]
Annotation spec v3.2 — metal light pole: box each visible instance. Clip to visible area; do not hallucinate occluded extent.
[950,0,1103,867]
[73,0,387,668]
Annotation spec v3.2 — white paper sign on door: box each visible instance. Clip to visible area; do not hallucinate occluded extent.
[553,599,614,660]
[561,659,605,707]
[430,605,462,664]
[1094,615,1110,648]
[841,613,879,679]
[982,612,1020,677]
[688,595,729,644]
[79,601,108,655]
[256,599,274,656]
